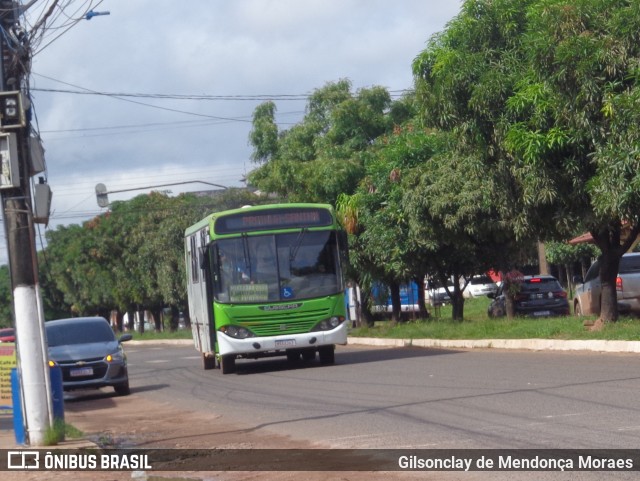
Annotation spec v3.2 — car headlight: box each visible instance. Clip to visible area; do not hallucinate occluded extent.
[311,316,345,332]
[106,350,125,363]
[219,325,255,339]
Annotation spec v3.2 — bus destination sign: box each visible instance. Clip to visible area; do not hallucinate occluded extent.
[215,207,332,234]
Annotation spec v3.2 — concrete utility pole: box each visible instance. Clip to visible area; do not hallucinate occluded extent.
[0,1,52,445]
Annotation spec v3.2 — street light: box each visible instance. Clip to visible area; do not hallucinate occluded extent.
[95,180,228,207]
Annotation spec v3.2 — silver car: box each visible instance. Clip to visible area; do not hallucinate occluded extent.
[46,317,132,396]
[573,253,640,316]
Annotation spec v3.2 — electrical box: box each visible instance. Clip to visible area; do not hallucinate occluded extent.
[0,91,26,129]
[29,135,45,175]
[34,182,52,225]
[0,132,19,189]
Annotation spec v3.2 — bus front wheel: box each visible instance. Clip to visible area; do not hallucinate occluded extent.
[220,355,236,374]
[318,345,335,365]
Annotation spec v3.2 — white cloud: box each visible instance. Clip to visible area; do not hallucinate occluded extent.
[0,0,463,264]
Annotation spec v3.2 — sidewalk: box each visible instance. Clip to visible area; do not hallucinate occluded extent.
[1,411,96,449]
[347,336,640,353]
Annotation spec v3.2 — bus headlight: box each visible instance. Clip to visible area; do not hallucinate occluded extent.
[311,316,345,332]
[220,325,255,339]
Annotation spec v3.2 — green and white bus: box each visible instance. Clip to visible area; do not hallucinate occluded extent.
[184,203,349,374]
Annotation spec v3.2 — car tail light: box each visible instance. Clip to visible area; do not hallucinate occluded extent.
[528,277,542,283]
[616,276,623,292]
[553,291,567,299]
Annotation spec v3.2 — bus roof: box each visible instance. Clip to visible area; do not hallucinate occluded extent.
[184,203,335,238]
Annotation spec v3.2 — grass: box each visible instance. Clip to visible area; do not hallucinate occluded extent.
[43,419,84,445]
[126,328,192,341]
[351,296,640,341]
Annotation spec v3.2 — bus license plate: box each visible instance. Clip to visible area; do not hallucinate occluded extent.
[70,367,93,377]
[275,339,296,348]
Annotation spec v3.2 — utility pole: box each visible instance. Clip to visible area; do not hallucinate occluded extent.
[0,0,52,445]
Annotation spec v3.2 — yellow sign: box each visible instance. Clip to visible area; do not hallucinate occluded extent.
[0,343,16,413]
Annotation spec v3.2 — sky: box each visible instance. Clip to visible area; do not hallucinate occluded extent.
[2,0,463,264]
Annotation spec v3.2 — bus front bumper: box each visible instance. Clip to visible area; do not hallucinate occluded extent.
[217,321,348,357]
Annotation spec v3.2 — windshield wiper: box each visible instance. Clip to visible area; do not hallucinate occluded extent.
[289,228,308,263]
[241,233,252,279]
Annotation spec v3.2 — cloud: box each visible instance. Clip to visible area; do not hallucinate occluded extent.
[1,0,463,264]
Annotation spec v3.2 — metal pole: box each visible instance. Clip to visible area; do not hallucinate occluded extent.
[95,180,228,207]
[1,1,51,445]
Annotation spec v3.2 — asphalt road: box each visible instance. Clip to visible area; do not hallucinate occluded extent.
[123,343,640,451]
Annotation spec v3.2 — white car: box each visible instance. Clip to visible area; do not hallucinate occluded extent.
[465,275,498,298]
[425,279,453,306]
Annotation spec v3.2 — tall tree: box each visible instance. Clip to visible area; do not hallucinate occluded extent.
[248,79,399,203]
[413,0,640,324]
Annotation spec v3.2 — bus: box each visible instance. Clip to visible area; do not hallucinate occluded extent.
[184,203,349,374]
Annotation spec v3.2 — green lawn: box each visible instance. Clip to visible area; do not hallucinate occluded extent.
[350,296,640,341]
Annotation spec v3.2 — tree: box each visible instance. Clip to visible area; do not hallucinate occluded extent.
[413,0,640,324]
[402,133,534,319]
[40,188,270,325]
[545,240,599,293]
[248,79,399,203]
[249,101,279,164]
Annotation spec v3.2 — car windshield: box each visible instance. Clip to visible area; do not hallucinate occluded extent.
[521,278,562,293]
[213,231,341,303]
[619,256,640,274]
[470,276,493,285]
[46,321,116,346]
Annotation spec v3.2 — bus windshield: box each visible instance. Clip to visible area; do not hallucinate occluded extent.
[214,231,341,303]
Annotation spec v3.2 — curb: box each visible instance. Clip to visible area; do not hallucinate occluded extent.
[346,337,640,353]
[128,337,640,353]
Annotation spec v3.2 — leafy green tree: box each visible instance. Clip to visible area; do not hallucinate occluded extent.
[248,79,400,203]
[413,0,640,323]
[43,222,114,316]
[40,188,270,325]
[401,130,535,319]
[250,80,418,322]
[545,240,599,294]
[249,101,279,164]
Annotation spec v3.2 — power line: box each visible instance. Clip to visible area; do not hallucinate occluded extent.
[31,87,316,101]
[31,72,256,122]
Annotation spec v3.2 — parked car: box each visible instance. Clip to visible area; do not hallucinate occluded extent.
[464,275,498,298]
[487,275,570,318]
[0,327,15,342]
[45,317,132,396]
[425,278,453,307]
[573,252,640,316]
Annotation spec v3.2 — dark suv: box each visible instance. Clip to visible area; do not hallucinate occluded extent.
[488,275,570,318]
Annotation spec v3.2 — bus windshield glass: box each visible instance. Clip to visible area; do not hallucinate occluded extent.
[214,231,341,303]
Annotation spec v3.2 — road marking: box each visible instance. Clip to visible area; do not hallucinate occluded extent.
[617,426,640,431]
[542,412,587,419]
[145,359,170,363]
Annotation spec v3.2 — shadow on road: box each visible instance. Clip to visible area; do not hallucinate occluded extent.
[234,344,463,376]
[63,383,170,405]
